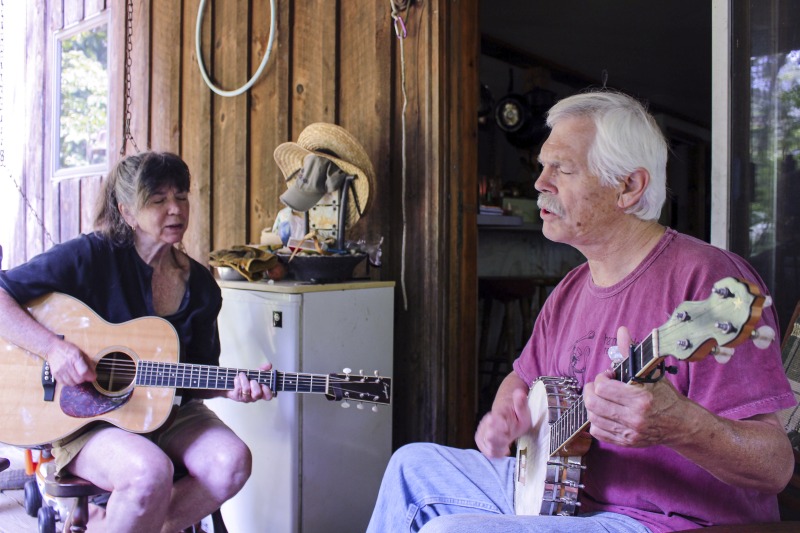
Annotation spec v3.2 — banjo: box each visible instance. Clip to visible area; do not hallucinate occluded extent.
[514,277,773,516]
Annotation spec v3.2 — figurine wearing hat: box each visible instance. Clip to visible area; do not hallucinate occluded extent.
[274,123,375,233]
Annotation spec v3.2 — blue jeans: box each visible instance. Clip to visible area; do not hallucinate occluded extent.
[366,443,652,533]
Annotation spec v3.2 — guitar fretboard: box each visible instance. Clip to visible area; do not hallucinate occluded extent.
[134,361,330,394]
[548,334,654,455]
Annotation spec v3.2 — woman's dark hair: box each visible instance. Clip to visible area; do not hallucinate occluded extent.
[94,151,191,245]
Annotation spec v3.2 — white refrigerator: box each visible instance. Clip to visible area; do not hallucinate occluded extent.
[206,280,394,533]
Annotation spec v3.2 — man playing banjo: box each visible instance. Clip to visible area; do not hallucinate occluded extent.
[366,91,795,533]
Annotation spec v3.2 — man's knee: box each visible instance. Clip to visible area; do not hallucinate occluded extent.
[197,439,252,498]
[390,442,444,471]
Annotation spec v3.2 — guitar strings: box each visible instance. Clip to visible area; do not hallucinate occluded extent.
[90,358,386,397]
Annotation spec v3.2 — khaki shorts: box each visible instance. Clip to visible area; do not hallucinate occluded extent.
[52,400,227,473]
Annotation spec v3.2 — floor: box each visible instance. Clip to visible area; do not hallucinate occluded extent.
[0,443,39,532]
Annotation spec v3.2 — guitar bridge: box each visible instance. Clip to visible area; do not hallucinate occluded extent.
[41,361,56,402]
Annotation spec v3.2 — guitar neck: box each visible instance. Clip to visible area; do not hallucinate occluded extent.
[134,361,330,394]
[549,333,657,455]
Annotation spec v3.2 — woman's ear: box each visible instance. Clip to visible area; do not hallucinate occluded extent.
[617,169,650,210]
[119,203,135,229]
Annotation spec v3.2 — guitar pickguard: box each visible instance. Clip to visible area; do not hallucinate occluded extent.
[60,383,132,418]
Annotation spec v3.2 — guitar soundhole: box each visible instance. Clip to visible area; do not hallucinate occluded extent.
[96,351,136,394]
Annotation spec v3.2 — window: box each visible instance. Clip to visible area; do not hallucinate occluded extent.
[52,15,108,179]
[729,1,800,332]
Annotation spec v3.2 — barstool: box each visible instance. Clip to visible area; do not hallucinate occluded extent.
[28,460,228,533]
[33,461,105,533]
[477,277,560,416]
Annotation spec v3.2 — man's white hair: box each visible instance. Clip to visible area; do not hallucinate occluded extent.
[546,91,668,221]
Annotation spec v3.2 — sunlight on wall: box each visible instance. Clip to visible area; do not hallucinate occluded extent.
[1,2,25,268]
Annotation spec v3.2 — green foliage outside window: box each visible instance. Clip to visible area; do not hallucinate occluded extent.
[748,50,800,256]
[58,25,108,170]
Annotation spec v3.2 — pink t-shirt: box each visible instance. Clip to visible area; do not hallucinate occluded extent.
[513,228,796,532]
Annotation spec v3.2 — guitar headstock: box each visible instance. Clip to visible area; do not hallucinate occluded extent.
[658,277,769,363]
[326,370,392,410]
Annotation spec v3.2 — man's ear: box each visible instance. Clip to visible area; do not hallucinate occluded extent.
[617,169,650,210]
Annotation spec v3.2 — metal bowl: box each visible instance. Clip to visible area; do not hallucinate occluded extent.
[278,253,367,283]
[216,266,247,281]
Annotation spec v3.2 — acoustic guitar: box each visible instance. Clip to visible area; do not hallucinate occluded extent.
[514,276,772,516]
[0,292,392,448]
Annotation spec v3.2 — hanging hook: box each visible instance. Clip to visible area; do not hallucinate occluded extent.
[390,0,408,40]
[393,15,407,39]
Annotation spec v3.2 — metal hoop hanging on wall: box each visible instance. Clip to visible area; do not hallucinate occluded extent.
[195,0,276,97]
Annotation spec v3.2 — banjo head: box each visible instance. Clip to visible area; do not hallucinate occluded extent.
[515,377,583,516]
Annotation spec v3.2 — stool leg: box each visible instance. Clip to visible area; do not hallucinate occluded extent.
[65,496,91,532]
[24,449,34,476]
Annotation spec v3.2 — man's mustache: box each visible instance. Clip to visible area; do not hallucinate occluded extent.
[537,193,564,217]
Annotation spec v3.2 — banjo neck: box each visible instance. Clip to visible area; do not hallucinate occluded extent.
[549,332,659,456]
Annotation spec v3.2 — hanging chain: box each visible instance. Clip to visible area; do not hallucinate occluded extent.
[0,0,56,247]
[120,0,139,155]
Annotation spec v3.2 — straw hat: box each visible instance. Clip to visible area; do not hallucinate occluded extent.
[274,123,374,228]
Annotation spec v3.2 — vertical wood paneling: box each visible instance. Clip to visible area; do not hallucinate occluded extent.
[49,0,63,32]
[291,0,336,131]
[106,0,125,163]
[338,1,391,246]
[247,0,290,243]
[127,0,149,154]
[182,0,213,264]
[384,1,447,446]
[45,2,64,258]
[63,0,82,26]
[45,0,62,277]
[80,175,103,232]
[445,0,479,447]
[26,0,48,259]
[150,1,181,152]
[211,0,249,250]
[59,179,81,240]
[84,0,105,18]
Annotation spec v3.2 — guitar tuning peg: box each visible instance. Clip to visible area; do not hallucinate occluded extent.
[373,370,380,377]
[763,295,773,308]
[751,325,776,350]
[343,367,352,376]
[711,346,735,364]
[358,369,364,376]
[356,402,364,410]
[341,400,351,409]
[372,405,379,413]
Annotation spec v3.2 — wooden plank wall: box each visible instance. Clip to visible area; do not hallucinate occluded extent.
[18,0,480,449]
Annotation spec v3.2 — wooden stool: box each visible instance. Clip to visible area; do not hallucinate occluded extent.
[37,462,105,533]
[477,277,560,416]
[30,461,228,533]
